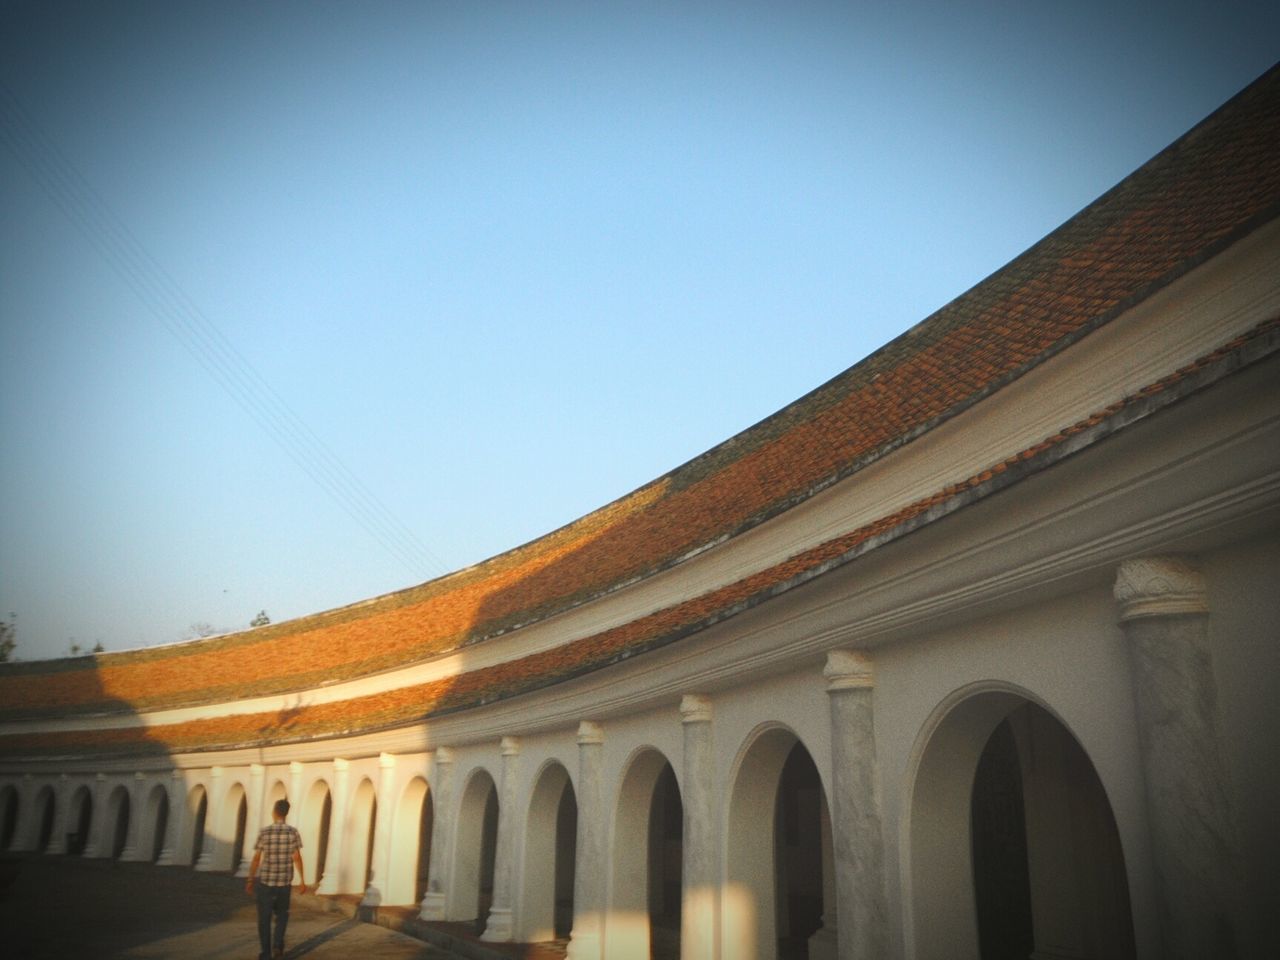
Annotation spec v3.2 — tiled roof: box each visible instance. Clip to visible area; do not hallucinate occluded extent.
[2,64,1278,742]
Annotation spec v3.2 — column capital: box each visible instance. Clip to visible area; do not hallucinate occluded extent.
[577,721,604,745]
[680,694,712,724]
[289,760,305,774]
[378,751,397,770]
[433,746,455,766]
[133,771,147,782]
[332,757,350,773]
[1114,555,1208,622]
[500,736,521,757]
[249,763,265,777]
[824,650,874,690]
[95,772,107,783]
[170,768,184,781]
[209,766,224,780]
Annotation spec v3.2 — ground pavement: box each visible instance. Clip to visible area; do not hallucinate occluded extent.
[0,854,457,960]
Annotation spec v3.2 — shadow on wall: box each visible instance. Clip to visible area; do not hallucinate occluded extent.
[0,657,249,957]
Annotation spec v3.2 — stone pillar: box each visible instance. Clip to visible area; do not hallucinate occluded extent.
[236,764,265,876]
[567,721,605,960]
[823,650,889,960]
[419,747,454,920]
[118,772,147,861]
[363,752,398,906]
[289,761,304,810]
[317,758,351,894]
[82,773,109,858]
[1115,556,1243,958]
[680,694,717,960]
[481,736,520,942]
[46,774,70,855]
[156,769,186,866]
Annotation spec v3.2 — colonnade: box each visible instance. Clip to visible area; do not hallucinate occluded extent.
[0,556,1255,958]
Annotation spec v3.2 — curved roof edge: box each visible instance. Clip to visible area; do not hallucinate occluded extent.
[2,63,1278,722]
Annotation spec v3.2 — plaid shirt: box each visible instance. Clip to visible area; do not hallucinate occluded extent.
[254,821,302,887]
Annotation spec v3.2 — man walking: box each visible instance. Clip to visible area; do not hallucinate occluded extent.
[245,799,307,960]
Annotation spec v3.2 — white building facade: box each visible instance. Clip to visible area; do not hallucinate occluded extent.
[3,69,1279,960]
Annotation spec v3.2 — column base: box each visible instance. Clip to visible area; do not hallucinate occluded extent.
[480,906,514,942]
[418,890,446,921]
[565,928,602,960]
[193,852,216,872]
[808,924,839,960]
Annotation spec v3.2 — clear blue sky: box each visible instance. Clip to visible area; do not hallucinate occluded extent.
[1,2,1276,661]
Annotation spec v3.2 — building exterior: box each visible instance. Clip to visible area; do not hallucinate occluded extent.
[2,68,1278,960]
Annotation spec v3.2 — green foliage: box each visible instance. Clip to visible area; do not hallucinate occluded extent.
[250,609,271,628]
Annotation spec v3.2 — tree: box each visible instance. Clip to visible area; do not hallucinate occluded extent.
[0,613,15,662]
[250,610,271,628]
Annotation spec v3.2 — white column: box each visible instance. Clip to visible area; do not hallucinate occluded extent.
[481,736,520,942]
[194,767,222,871]
[81,773,109,858]
[317,758,351,894]
[567,721,605,960]
[823,650,889,959]
[680,694,717,960]
[118,772,147,861]
[362,752,398,906]
[1115,556,1244,959]
[45,774,70,855]
[156,769,186,866]
[289,761,304,810]
[235,763,266,877]
[419,747,454,920]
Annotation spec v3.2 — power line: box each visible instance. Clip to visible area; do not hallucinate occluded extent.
[0,82,450,581]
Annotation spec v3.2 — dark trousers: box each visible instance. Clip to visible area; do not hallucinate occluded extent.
[255,882,292,959]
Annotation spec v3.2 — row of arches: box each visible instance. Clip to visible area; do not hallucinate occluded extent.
[0,689,1136,959]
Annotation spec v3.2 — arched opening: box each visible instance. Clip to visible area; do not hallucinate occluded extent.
[68,785,92,856]
[214,784,248,873]
[343,778,377,895]
[0,785,18,850]
[724,728,832,960]
[302,780,331,889]
[35,786,55,852]
[517,762,577,943]
[268,780,287,809]
[454,768,499,931]
[106,785,130,860]
[187,786,207,865]
[143,784,169,863]
[607,749,683,960]
[908,690,1136,960]
[387,776,432,906]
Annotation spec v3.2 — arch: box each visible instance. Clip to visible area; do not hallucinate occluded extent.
[0,784,18,850]
[213,781,247,872]
[723,726,832,960]
[387,775,432,906]
[516,761,577,943]
[342,777,377,895]
[105,784,130,860]
[905,685,1135,960]
[607,746,683,960]
[34,785,56,852]
[301,779,332,889]
[142,783,169,863]
[68,785,93,856]
[453,767,499,927]
[185,785,208,865]
[267,779,288,809]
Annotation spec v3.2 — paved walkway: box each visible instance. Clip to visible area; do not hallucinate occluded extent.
[0,855,457,960]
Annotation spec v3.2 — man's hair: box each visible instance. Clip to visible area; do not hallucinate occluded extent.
[273,799,290,818]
